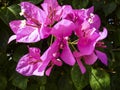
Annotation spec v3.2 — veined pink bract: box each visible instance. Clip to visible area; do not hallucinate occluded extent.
[8,2,51,43]
[16,47,45,76]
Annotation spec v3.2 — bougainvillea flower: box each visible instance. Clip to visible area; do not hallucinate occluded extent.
[38,39,61,75]
[8,0,108,77]
[51,19,75,65]
[74,28,108,74]
[41,0,73,25]
[77,27,100,55]
[51,19,75,38]
[74,48,107,74]
[39,38,75,76]
[66,6,101,37]
[41,0,61,25]
[81,6,101,30]
[8,2,51,43]
[16,47,45,76]
[38,19,76,75]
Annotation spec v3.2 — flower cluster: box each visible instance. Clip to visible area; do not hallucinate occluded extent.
[9,0,108,76]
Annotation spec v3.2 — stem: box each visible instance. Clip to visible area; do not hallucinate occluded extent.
[50,35,54,45]
[68,40,77,51]
[71,43,77,51]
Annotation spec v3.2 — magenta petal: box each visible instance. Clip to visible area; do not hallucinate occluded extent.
[60,41,75,66]
[84,52,98,65]
[43,0,59,8]
[29,47,41,60]
[95,50,108,65]
[41,0,61,25]
[97,28,108,41]
[16,47,44,76]
[16,55,42,76]
[77,38,94,55]
[45,65,54,76]
[39,39,60,72]
[16,27,41,43]
[77,32,99,55]
[9,20,42,43]
[32,68,44,76]
[87,6,94,15]
[81,21,90,31]
[60,5,73,19]
[51,19,75,38]
[9,20,23,34]
[76,58,86,74]
[39,25,52,39]
[73,51,81,58]
[20,2,46,23]
[8,35,16,43]
[91,15,101,29]
[52,59,62,66]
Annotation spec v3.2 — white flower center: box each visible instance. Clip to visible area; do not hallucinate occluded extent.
[19,9,25,16]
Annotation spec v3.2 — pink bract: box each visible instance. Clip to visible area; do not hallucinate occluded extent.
[9,2,51,43]
[16,47,45,76]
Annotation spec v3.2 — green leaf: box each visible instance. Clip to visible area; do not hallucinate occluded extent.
[0,27,9,52]
[72,0,89,9]
[116,7,120,19]
[58,75,75,90]
[11,73,28,90]
[111,66,120,90]
[40,86,45,90]
[103,2,117,16]
[27,84,39,90]
[19,0,43,4]
[45,82,58,90]
[0,53,7,66]
[0,74,7,90]
[89,68,110,90]
[115,0,120,5]
[32,76,47,85]
[7,4,21,17]
[92,0,104,11]
[0,4,21,25]
[112,28,120,47]
[71,64,89,90]
[112,51,120,68]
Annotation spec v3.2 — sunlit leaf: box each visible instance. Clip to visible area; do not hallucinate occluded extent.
[0,4,21,25]
[19,0,43,4]
[89,68,110,90]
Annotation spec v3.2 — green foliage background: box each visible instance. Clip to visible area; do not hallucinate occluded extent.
[0,0,120,90]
